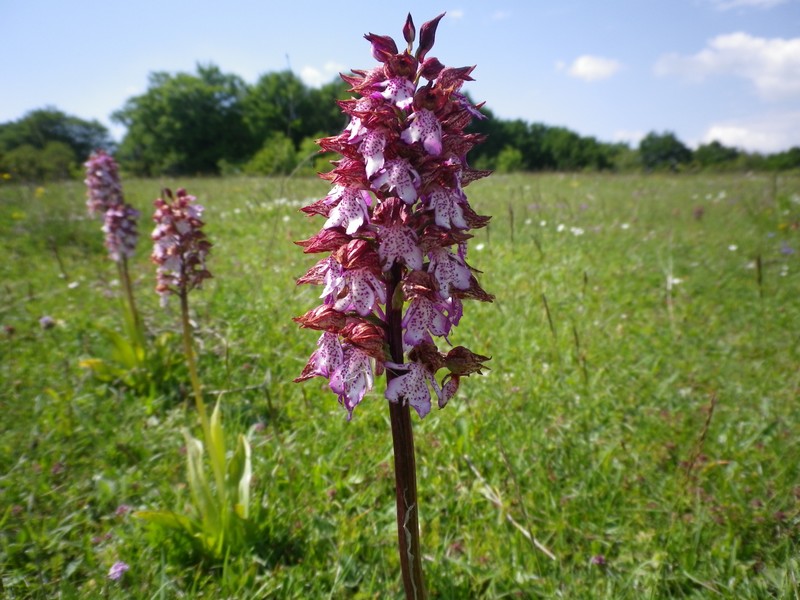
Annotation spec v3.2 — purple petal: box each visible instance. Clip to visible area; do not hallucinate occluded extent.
[359,131,386,178]
[378,225,424,271]
[400,109,442,156]
[333,269,386,316]
[329,346,374,419]
[312,332,345,378]
[401,296,451,347]
[427,247,472,298]
[371,159,421,205]
[374,77,416,109]
[324,187,372,235]
[385,362,434,418]
[425,186,468,230]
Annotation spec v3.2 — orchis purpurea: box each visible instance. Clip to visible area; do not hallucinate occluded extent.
[138,189,253,560]
[84,150,142,340]
[151,187,213,425]
[151,188,212,308]
[293,13,491,600]
[85,149,124,217]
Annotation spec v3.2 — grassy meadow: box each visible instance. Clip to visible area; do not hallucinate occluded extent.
[1,172,799,598]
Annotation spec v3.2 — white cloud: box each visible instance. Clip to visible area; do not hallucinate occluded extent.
[299,61,346,88]
[491,10,511,20]
[711,0,788,10]
[701,111,800,152]
[448,9,465,19]
[564,55,622,82]
[654,32,800,100]
[613,130,646,146]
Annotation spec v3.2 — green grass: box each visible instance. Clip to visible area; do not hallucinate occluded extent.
[1,172,799,598]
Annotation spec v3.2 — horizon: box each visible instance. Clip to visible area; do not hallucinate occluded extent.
[2,0,800,153]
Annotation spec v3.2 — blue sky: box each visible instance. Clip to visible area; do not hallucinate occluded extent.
[2,0,799,153]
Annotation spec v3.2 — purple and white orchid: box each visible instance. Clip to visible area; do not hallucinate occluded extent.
[293,13,491,421]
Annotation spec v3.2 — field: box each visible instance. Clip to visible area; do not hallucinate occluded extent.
[1,172,799,599]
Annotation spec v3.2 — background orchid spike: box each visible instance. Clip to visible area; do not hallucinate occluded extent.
[151,188,212,306]
[84,149,124,216]
[84,150,140,263]
[102,202,140,262]
[293,12,492,420]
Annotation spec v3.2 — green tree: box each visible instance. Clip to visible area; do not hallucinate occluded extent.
[639,131,692,171]
[0,107,111,165]
[2,144,43,181]
[764,146,800,171]
[304,79,350,139]
[243,71,310,148]
[695,140,740,169]
[113,64,252,175]
[41,141,77,180]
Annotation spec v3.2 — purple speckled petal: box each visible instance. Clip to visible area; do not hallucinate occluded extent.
[400,109,442,155]
[371,159,420,205]
[426,186,468,230]
[378,225,424,271]
[324,187,372,235]
[439,375,459,408]
[385,362,434,418]
[427,247,472,298]
[359,131,387,178]
[333,269,386,316]
[401,296,452,347]
[329,346,374,419]
[375,77,416,109]
[320,258,346,304]
[315,332,344,377]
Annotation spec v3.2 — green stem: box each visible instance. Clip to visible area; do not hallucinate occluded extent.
[119,256,144,349]
[179,291,225,488]
[386,264,427,600]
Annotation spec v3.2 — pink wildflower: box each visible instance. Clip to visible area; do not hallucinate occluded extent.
[102,202,139,262]
[84,150,123,216]
[84,150,139,262]
[151,188,212,306]
[107,560,129,581]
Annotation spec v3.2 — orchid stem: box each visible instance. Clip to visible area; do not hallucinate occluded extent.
[179,289,228,528]
[179,290,210,442]
[118,256,143,349]
[387,263,427,600]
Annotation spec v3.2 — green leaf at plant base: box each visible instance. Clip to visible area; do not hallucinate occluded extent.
[97,324,143,369]
[183,429,221,538]
[208,399,228,492]
[228,434,252,520]
[133,509,195,532]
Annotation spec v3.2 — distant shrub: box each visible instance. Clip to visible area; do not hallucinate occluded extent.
[0,141,77,181]
[495,145,525,173]
[243,132,297,176]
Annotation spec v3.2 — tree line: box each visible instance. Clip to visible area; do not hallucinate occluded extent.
[2,63,798,181]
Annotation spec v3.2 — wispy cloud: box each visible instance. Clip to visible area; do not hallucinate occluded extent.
[447,9,465,20]
[710,0,789,10]
[654,33,800,100]
[491,10,511,20]
[299,61,346,87]
[701,111,800,152]
[613,130,646,147]
[560,55,622,82]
